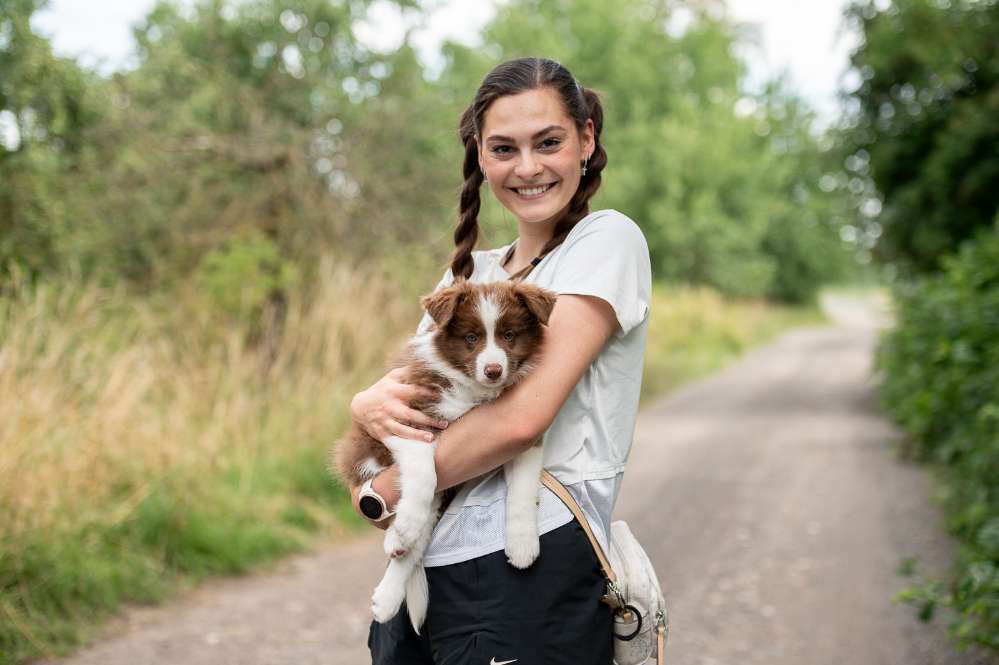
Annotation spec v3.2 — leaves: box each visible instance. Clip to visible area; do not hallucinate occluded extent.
[878,224,999,650]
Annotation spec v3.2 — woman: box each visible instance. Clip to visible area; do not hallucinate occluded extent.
[348,57,651,665]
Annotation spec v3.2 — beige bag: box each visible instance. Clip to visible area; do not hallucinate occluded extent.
[541,471,668,665]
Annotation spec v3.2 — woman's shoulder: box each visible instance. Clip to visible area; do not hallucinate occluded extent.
[566,208,648,251]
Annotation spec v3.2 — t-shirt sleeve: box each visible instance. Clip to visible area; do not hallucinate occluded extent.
[415,268,455,334]
[545,211,652,336]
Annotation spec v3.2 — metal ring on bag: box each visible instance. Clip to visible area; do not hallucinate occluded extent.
[613,604,643,641]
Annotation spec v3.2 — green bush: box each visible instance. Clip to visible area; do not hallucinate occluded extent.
[877,224,999,651]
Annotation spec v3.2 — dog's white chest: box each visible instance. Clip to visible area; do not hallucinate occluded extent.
[432,384,498,421]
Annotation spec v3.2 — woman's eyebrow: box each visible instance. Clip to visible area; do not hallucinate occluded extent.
[485,125,566,143]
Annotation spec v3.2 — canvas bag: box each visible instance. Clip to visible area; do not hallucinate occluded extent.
[541,471,669,665]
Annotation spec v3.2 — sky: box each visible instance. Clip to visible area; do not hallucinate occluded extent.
[29,0,861,125]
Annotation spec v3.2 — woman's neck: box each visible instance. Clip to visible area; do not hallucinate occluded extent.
[505,224,552,274]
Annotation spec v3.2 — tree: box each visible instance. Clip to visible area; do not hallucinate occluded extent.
[0,0,102,281]
[844,0,999,273]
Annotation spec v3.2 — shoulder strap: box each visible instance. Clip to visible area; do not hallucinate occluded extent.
[540,470,618,585]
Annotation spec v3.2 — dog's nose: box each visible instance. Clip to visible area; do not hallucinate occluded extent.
[484,364,503,380]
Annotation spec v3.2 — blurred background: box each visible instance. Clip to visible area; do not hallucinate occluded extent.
[1,0,996,663]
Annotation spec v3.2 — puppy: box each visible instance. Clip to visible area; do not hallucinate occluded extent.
[333,280,557,630]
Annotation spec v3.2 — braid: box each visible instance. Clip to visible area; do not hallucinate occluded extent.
[508,86,607,282]
[450,108,484,280]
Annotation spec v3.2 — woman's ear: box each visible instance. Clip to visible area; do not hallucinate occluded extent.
[581,118,595,159]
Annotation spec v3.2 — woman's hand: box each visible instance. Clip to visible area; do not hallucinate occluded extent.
[350,368,448,443]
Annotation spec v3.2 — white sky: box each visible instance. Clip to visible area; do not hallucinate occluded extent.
[29,0,859,125]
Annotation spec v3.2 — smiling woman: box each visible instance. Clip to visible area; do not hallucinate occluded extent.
[347,57,650,665]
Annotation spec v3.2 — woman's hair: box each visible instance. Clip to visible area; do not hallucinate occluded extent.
[450,57,607,281]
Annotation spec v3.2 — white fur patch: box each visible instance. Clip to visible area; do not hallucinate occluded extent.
[475,294,509,384]
[357,457,385,480]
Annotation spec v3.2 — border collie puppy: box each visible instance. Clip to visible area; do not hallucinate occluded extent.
[333,280,557,630]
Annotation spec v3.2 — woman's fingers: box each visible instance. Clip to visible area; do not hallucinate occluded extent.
[397,406,447,431]
[391,421,436,443]
[392,380,435,402]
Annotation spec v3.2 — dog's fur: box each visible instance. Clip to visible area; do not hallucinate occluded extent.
[332,280,557,630]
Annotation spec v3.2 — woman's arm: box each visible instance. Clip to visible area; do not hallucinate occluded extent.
[356,292,619,517]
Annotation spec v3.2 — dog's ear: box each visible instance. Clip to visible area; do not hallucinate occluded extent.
[421,282,471,328]
[515,284,558,326]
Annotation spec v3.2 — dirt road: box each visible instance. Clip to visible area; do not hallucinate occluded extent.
[46,294,997,665]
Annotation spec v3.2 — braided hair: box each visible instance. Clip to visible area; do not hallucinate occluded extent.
[451,57,607,281]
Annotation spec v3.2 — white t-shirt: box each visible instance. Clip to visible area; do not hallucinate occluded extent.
[416,208,652,567]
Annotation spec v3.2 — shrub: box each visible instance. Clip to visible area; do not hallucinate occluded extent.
[877,223,999,651]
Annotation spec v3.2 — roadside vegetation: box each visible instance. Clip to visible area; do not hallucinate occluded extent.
[841,0,999,652]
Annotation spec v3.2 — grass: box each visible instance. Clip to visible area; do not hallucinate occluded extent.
[642,285,824,399]
[0,268,825,664]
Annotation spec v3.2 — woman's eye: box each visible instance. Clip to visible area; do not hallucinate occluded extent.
[503,330,516,342]
[491,145,512,155]
[540,138,561,149]
[465,333,478,344]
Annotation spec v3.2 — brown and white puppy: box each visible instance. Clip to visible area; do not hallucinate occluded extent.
[333,280,557,630]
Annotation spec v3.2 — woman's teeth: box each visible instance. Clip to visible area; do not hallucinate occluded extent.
[514,183,555,198]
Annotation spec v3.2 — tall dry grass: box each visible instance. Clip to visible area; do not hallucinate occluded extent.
[0,259,418,540]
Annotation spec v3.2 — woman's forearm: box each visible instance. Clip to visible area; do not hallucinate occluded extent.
[432,383,540,491]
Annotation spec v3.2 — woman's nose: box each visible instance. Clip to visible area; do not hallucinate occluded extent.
[514,151,543,179]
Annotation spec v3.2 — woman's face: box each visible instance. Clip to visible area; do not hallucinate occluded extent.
[477,87,594,227]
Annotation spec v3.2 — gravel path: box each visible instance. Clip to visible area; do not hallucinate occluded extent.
[43,294,997,665]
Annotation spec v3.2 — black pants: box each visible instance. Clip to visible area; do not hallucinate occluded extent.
[368,520,613,665]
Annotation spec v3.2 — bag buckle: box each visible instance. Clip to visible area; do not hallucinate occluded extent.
[602,579,626,609]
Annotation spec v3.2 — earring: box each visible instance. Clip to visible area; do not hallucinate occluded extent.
[581,156,589,177]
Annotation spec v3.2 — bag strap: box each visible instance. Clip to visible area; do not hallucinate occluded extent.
[540,470,621,590]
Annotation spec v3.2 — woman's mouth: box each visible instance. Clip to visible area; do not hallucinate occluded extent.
[510,182,557,199]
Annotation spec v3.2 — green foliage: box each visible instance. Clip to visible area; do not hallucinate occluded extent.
[0,471,322,665]
[1,0,851,302]
[844,0,999,273]
[195,231,298,319]
[0,0,105,280]
[877,224,999,650]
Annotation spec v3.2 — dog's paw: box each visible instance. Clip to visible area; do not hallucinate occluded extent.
[505,531,540,569]
[371,579,406,623]
[383,526,409,559]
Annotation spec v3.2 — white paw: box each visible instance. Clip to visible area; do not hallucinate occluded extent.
[505,531,540,569]
[371,579,405,623]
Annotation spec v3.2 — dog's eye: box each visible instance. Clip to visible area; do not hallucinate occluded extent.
[503,330,516,342]
[465,332,478,344]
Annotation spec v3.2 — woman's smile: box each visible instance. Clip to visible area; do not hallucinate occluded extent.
[509,182,558,199]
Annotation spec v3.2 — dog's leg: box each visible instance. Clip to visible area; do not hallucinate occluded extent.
[371,493,441,628]
[383,435,437,557]
[371,555,415,623]
[503,443,544,569]
[403,492,442,633]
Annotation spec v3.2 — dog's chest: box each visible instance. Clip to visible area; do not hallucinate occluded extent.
[431,383,499,421]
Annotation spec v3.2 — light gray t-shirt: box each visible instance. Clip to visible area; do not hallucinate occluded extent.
[417,208,652,567]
